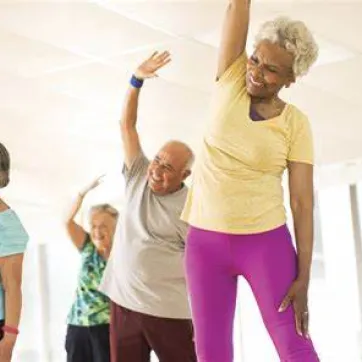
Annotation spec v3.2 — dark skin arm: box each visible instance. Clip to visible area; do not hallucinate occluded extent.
[216,0,251,79]
[279,162,314,338]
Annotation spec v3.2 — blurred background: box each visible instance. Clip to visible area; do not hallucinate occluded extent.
[1,0,362,361]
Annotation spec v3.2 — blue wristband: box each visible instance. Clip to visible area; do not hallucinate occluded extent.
[130,75,144,89]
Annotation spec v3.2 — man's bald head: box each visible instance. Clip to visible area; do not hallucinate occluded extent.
[161,140,194,170]
[147,140,194,195]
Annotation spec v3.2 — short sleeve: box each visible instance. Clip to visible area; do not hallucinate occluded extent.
[216,51,248,89]
[287,115,314,165]
[176,220,189,249]
[122,151,150,185]
[0,210,29,257]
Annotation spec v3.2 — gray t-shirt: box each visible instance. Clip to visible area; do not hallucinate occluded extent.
[99,152,191,319]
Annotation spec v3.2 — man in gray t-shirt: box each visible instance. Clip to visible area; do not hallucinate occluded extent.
[99,51,196,362]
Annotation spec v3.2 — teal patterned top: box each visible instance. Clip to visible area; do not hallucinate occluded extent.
[67,235,110,326]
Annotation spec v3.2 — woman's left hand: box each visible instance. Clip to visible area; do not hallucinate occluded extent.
[80,175,105,197]
[278,279,310,338]
[0,334,16,362]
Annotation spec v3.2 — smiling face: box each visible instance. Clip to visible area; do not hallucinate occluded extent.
[89,210,117,251]
[147,141,192,195]
[246,40,295,99]
[0,143,10,189]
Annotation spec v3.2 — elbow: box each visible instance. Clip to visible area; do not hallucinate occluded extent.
[290,197,314,216]
[120,120,136,134]
[3,276,22,294]
[120,122,138,142]
[120,121,129,133]
[65,223,71,238]
[5,285,22,299]
[66,220,74,234]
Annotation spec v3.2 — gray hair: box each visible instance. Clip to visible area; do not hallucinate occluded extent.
[185,153,195,170]
[183,144,195,171]
[254,16,319,77]
[89,204,119,221]
[164,140,195,171]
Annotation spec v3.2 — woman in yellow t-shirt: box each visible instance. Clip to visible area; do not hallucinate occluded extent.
[181,1,320,361]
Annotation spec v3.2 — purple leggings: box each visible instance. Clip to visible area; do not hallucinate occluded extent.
[185,225,319,362]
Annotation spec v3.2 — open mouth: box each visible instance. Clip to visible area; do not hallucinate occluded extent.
[150,175,162,185]
[249,75,264,88]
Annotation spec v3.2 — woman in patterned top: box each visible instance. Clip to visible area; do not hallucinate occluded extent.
[0,142,29,362]
[65,176,119,362]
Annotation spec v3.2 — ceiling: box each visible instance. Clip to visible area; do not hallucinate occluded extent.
[1,0,361,243]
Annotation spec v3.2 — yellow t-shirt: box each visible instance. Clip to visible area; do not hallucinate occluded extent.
[181,52,314,234]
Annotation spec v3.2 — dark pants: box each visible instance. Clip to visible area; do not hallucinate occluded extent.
[65,324,110,362]
[0,320,4,341]
[110,302,197,362]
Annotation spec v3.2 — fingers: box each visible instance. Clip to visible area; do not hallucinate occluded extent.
[149,51,159,59]
[279,282,310,339]
[293,302,309,338]
[140,50,171,78]
[84,174,105,193]
[294,308,303,337]
[90,176,103,189]
[302,310,310,339]
[96,174,106,183]
[150,50,170,61]
[296,310,309,338]
[156,51,171,67]
[150,51,171,66]
[278,295,292,312]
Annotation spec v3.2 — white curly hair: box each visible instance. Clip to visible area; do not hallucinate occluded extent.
[254,16,319,77]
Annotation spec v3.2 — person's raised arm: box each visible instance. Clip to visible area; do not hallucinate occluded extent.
[217,0,251,80]
[66,176,103,250]
[121,51,171,169]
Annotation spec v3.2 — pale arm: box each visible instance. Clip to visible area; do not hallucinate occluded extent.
[66,176,104,250]
[66,193,87,250]
[120,51,171,169]
[120,86,142,170]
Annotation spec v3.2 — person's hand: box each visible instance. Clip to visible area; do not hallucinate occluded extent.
[134,51,171,80]
[79,175,105,197]
[0,334,17,362]
[278,279,310,338]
